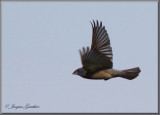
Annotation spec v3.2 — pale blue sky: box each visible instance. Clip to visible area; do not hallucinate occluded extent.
[2,1,158,113]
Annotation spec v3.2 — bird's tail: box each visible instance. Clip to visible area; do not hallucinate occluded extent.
[119,67,141,80]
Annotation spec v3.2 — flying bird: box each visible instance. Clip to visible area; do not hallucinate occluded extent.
[73,20,141,81]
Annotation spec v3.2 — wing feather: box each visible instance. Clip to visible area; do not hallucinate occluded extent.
[91,20,113,61]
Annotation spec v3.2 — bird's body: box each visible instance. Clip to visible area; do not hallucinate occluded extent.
[73,20,141,81]
[75,67,140,80]
[75,68,113,80]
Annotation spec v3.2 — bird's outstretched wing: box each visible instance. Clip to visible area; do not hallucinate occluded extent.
[79,47,112,73]
[79,20,113,73]
[91,20,113,61]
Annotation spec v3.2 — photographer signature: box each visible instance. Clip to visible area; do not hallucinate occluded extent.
[5,104,40,110]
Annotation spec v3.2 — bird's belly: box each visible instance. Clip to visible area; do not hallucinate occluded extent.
[91,70,113,79]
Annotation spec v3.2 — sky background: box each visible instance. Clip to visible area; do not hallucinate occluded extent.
[2,1,158,113]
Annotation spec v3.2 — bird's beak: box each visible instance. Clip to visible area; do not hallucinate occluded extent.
[72,70,78,75]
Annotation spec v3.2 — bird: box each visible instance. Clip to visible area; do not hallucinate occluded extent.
[72,20,141,81]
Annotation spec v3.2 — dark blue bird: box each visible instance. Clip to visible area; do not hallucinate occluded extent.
[73,20,141,81]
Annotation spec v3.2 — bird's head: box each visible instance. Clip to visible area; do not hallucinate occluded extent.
[72,68,86,77]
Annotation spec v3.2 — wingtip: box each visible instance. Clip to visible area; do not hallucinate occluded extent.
[90,20,103,27]
[100,21,102,27]
[90,21,93,27]
[96,20,99,27]
[93,20,96,27]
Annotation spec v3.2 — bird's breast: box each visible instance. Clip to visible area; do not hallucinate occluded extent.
[91,70,113,79]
